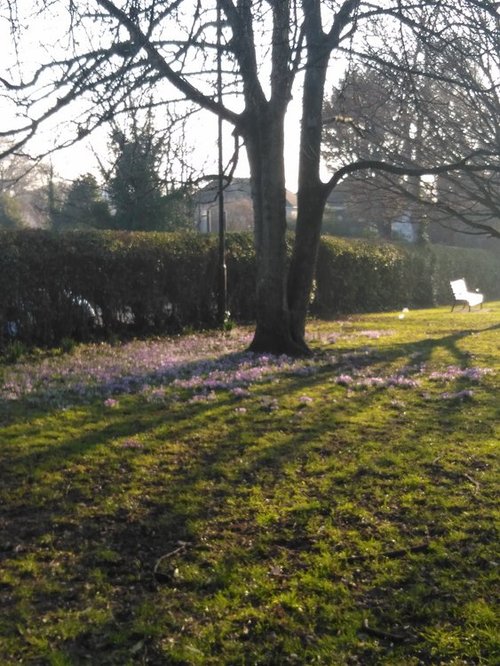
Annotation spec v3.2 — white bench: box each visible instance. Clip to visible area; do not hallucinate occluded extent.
[450,278,484,311]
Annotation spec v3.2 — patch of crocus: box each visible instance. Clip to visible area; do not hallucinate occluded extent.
[463,367,493,381]
[234,407,247,414]
[231,387,251,399]
[386,375,420,389]
[1,326,493,412]
[429,366,493,382]
[104,398,119,408]
[121,438,144,449]
[299,395,313,405]
[1,332,297,408]
[354,376,387,389]
[2,382,22,401]
[429,366,463,381]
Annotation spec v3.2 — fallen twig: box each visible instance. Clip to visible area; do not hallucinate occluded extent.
[361,618,408,643]
[153,541,192,582]
[463,473,480,493]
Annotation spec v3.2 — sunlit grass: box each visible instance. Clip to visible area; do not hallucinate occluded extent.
[0,303,499,664]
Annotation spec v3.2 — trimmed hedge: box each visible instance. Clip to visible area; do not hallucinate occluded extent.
[1,230,499,347]
[313,237,500,316]
[1,231,210,346]
[431,244,500,304]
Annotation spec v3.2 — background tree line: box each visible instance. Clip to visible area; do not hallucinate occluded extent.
[321,24,500,247]
[1,112,194,232]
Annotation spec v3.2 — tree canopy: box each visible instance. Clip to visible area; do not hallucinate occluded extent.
[322,33,500,242]
[104,113,194,231]
[55,173,111,230]
[0,193,24,229]
[107,116,168,230]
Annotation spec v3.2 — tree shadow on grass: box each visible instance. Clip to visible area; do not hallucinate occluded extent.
[324,321,500,375]
[0,322,499,662]
[396,321,500,364]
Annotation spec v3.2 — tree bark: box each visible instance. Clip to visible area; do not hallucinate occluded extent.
[243,16,332,356]
[287,0,360,350]
[287,6,331,351]
[288,184,328,347]
[243,106,306,356]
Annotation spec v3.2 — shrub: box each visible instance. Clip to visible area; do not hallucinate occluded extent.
[430,244,500,304]
[0,229,499,348]
[0,230,215,346]
[313,237,500,316]
[314,238,417,315]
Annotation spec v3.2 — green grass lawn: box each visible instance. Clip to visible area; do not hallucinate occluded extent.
[1,304,499,665]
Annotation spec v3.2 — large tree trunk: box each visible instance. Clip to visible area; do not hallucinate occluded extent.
[287,37,330,350]
[240,1,359,356]
[288,184,328,346]
[286,1,361,350]
[244,107,306,356]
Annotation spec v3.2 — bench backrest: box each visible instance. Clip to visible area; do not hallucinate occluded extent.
[450,278,468,298]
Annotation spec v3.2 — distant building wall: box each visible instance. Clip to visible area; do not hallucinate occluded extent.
[194,178,296,233]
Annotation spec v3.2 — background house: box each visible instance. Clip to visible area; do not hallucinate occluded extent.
[322,176,499,249]
[194,178,297,232]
